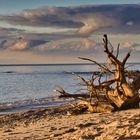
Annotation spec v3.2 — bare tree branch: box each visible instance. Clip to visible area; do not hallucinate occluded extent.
[78,57,113,74]
[116,43,120,58]
[103,34,121,66]
[122,51,131,66]
[72,72,89,86]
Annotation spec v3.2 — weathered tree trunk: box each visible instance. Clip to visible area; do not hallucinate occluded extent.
[54,34,140,113]
[103,34,139,109]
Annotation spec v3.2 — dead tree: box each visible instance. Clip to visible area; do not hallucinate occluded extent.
[54,34,140,113]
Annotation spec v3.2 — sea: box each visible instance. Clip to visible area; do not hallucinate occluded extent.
[0,63,139,113]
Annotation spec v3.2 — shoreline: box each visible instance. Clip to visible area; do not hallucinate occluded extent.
[0,97,68,115]
[0,104,139,140]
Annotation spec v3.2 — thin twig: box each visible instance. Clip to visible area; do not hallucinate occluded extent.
[116,43,120,58]
[78,57,113,73]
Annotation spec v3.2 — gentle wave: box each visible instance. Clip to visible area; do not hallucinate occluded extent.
[0,97,66,114]
[0,71,100,75]
[64,71,99,74]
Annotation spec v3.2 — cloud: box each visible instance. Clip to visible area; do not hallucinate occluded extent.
[0,27,26,39]
[133,44,140,51]
[1,34,139,58]
[31,38,103,55]
[0,27,25,32]
[77,12,118,35]
[121,42,140,50]
[8,37,28,50]
[0,5,140,63]
[0,34,139,63]
[114,42,140,56]
[1,5,140,35]
[122,42,133,49]
[0,37,48,51]
[0,7,83,28]
[0,36,104,58]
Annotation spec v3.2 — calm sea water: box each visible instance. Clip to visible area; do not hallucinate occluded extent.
[0,63,139,113]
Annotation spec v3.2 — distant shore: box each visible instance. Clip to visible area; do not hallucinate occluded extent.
[0,104,139,140]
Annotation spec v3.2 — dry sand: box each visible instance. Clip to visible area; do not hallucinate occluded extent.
[0,105,139,140]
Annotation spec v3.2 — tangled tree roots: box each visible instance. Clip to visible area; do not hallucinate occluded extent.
[54,34,140,113]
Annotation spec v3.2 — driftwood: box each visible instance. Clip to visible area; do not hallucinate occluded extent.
[54,34,140,113]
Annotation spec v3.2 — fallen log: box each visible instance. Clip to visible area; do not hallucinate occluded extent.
[54,34,140,113]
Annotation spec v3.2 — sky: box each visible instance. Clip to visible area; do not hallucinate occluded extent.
[0,0,140,14]
[0,0,140,64]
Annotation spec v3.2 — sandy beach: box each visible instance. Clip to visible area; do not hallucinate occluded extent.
[0,105,139,140]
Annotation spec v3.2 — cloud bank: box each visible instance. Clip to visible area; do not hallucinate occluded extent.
[1,5,140,35]
[0,5,140,63]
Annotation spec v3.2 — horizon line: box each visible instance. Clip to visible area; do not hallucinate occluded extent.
[0,62,140,67]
